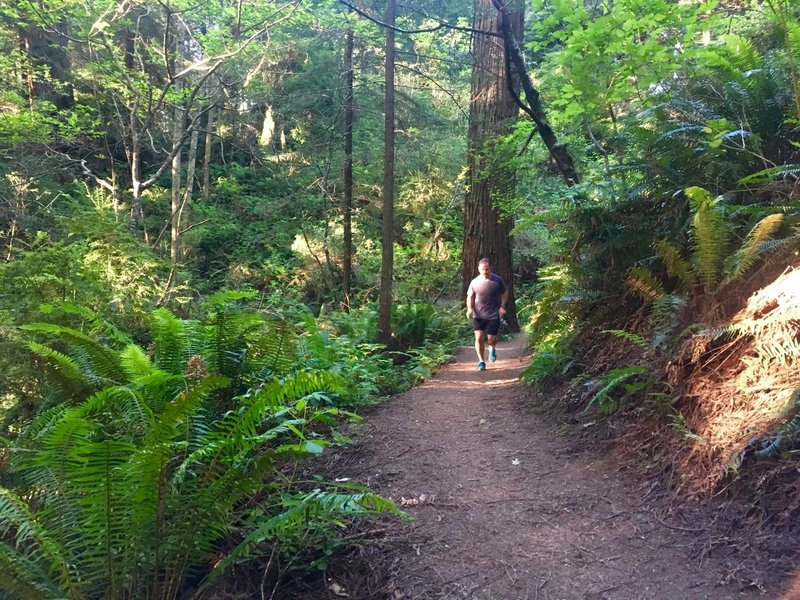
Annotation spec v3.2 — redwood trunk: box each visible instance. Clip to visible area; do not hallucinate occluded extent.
[377,0,395,346]
[343,27,354,312]
[462,0,522,332]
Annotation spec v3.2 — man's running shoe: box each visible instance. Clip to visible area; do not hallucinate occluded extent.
[477,361,486,371]
[489,347,497,362]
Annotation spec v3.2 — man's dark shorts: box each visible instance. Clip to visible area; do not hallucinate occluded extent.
[472,317,500,336]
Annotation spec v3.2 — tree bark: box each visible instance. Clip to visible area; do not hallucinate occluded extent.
[343,27,355,312]
[378,0,396,346]
[462,0,522,332]
[170,100,184,263]
[202,104,215,202]
[179,127,200,234]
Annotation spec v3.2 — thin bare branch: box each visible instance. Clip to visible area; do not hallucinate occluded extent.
[340,0,500,38]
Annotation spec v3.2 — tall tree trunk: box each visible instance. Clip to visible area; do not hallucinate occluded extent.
[462,0,522,332]
[343,27,354,312]
[378,0,396,346]
[129,125,143,234]
[170,92,184,263]
[179,126,200,238]
[202,103,215,202]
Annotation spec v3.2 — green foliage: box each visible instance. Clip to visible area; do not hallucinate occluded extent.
[528,0,708,125]
[1,300,408,599]
[626,187,795,310]
[520,265,581,384]
[391,302,459,351]
[586,365,648,415]
[602,329,649,349]
[625,266,667,303]
[685,186,730,292]
[751,387,800,459]
[313,302,462,401]
[204,485,405,584]
[723,212,786,283]
[653,241,697,290]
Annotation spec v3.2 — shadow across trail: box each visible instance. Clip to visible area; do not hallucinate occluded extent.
[329,336,775,599]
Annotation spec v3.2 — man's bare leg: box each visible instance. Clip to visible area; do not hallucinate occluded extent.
[474,330,486,363]
[487,333,498,360]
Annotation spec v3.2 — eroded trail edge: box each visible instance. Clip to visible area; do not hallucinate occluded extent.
[324,336,775,600]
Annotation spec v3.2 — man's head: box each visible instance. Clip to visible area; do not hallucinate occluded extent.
[477,257,491,278]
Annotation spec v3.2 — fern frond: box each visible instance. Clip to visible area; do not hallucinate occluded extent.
[723,213,787,283]
[120,343,155,379]
[248,318,297,376]
[625,266,665,302]
[76,386,154,436]
[200,487,404,590]
[0,543,64,600]
[738,164,800,184]
[686,186,729,292]
[16,404,69,444]
[758,336,800,365]
[0,487,77,598]
[653,240,697,288]
[602,329,649,348]
[587,365,647,415]
[206,290,258,307]
[753,388,800,458]
[151,308,190,375]
[26,341,85,391]
[22,323,125,386]
[39,302,131,346]
[649,294,687,348]
[655,123,705,142]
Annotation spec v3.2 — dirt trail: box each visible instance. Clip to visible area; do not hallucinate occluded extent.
[327,336,790,599]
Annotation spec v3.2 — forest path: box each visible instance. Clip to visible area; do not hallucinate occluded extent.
[326,336,783,600]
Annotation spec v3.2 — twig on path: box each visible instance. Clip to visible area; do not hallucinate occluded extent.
[535,470,557,479]
[568,541,595,556]
[596,584,620,596]
[439,570,478,588]
[334,528,389,544]
[485,497,531,504]
[534,578,548,600]
[652,512,707,533]
[394,446,412,459]
[431,565,446,584]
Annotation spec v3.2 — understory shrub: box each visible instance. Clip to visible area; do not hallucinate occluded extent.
[0,295,407,599]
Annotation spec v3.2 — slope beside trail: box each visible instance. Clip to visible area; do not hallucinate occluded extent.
[323,335,794,600]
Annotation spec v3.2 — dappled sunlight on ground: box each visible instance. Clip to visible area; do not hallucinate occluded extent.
[323,334,778,598]
[778,570,800,599]
[672,266,800,493]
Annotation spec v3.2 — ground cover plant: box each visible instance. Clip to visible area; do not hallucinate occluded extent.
[0,291,463,598]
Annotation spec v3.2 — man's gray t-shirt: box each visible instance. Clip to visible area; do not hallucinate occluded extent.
[466,273,506,320]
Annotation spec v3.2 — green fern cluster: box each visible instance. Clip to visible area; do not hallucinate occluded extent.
[520,265,584,384]
[625,186,796,339]
[1,299,401,599]
[24,293,300,410]
[586,365,648,415]
[0,367,368,599]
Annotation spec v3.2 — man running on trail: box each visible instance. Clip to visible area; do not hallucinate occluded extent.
[465,257,508,371]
